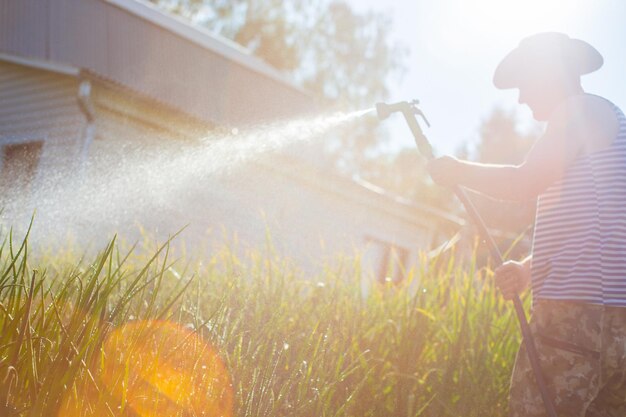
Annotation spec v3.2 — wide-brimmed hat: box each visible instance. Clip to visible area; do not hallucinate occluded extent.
[493,32,603,89]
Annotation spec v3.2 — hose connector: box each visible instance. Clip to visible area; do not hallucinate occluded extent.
[375,99,430,127]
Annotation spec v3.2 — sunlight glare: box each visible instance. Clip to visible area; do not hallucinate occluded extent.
[59,321,233,417]
[437,0,587,53]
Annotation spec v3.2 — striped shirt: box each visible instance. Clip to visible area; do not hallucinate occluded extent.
[531,98,626,306]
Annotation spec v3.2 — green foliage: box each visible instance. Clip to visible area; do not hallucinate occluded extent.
[0,228,525,416]
[0,226,193,415]
[474,108,539,166]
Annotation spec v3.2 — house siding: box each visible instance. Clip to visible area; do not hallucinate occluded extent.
[0,61,84,177]
[0,0,50,58]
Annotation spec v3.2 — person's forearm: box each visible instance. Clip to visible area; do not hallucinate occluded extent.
[455,160,534,201]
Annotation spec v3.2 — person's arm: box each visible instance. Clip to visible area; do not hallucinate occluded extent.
[427,98,588,201]
[427,158,521,200]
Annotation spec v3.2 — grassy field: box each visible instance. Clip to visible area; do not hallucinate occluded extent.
[0,226,525,416]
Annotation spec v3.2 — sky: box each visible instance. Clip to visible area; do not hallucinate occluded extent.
[345,0,626,155]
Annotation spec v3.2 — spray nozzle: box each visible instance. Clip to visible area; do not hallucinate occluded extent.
[375,99,430,127]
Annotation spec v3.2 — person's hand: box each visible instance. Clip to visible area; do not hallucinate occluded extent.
[427,156,461,187]
[494,260,531,300]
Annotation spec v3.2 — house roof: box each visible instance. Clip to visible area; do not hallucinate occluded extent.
[104,0,305,93]
[0,0,315,127]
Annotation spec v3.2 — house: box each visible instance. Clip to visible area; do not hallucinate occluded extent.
[0,0,462,281]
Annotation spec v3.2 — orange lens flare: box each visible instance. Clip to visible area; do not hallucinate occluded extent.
[59,320,233,417]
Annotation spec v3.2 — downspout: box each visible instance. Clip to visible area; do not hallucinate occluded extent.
[76,76,96,176]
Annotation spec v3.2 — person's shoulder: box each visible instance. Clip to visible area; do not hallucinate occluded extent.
[548,94,618,152]
[549,94,613,123]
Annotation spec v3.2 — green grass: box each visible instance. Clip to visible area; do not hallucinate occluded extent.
[0,225,524,416]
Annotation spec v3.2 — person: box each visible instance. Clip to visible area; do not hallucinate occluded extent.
[427,32,626,417]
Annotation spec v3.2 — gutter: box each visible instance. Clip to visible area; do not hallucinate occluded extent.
[0,52,80,76]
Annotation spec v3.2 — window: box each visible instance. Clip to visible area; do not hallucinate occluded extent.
[0,141,43,192]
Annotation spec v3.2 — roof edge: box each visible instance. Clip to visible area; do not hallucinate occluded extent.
[0,52,80,76]
[352,176,465,226]
[254,153,463,229]
[103,0,308,95]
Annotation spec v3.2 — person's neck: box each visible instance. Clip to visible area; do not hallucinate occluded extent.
[552,83,585,108]
[564,84,585,97]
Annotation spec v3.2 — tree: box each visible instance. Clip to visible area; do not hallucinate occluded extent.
[474,108,538,165]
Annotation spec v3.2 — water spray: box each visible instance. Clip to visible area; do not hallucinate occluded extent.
[376,99,558,417]
[1,108,377,248]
